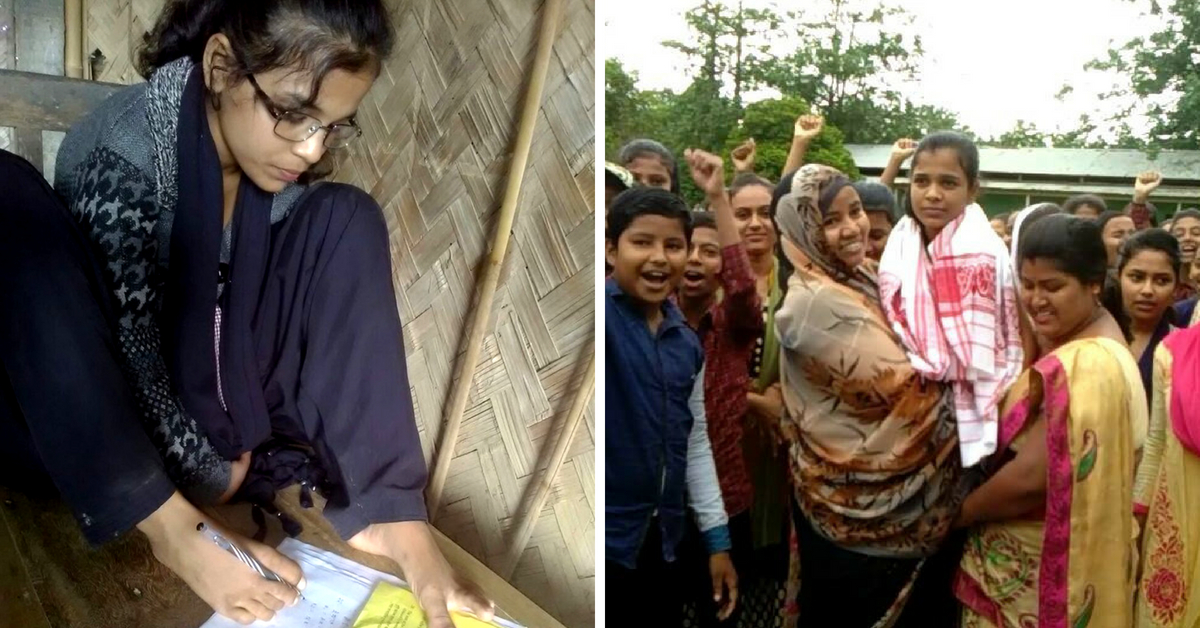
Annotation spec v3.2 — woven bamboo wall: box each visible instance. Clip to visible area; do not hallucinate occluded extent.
[85,0,160,83]
[333,1,596,626]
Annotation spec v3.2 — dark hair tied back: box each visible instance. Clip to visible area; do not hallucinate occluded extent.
[912,131,980,188]
[1116,228,1183,280]
[138,0,394,99]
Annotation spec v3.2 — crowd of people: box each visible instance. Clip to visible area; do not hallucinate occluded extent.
[604,114,1200,627]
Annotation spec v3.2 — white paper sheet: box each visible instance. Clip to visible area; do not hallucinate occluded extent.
[199,539,524,628]
[201,538,404,628]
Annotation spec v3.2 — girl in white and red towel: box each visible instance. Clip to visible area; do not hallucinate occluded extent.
[878,131,1026,468]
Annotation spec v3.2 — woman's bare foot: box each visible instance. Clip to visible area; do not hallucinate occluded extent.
[137,491,305,625]
[349,521,494,628]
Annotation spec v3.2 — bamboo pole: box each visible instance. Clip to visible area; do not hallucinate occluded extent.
[64,0,83,78]
[425,0,563,517]
[500,346,594,578]
[80,0,89,80]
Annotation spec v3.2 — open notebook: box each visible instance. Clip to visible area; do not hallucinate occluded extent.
[200,538,524,628]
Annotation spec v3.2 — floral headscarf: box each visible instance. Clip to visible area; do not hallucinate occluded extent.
[773,164,879,301]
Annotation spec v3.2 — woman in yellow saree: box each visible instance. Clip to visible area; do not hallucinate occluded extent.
[1133,323,1200,627]
[954,214,1148,627]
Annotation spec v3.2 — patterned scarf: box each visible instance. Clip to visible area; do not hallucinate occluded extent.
[878,204,1024,467]
[774,164,965,557]
[154,59,279,459]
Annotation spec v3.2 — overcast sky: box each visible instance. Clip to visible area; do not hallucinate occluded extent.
[603,0,1161,140]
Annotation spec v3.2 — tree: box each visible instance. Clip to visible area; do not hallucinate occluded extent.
[750,0,960,143]
[661,1,779,108]
[723,96,860,182]
[1068,0,1200,149]
[985,120,1050,148]
[604,59,643,157]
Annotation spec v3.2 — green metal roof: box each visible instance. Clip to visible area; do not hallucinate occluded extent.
[846,144,1200,182]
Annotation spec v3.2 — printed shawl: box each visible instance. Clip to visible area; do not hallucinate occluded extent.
[774,164,967,557]
[878,204,1024,467]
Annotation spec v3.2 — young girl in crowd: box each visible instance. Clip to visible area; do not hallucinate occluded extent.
[879,131,1026,468]
[0,1,489,625]
[1133,323,1200,628]
[1168,208,1200,301]
[1063,193,1108,219]
[955,214,1146,627]
[774,164,970,627]
[1098,210,1138,269]
[853,180,899,261]
[726,171,791,627]
[618,138,680,194]
[673,152,762,628]
[1108,229,1184,409]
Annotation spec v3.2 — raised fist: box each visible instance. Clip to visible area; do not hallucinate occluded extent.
[1133,170,1162,202]
[890,138,918,163]
[684,148,726,198]
[794,114,824,142]
[731,138,756,173]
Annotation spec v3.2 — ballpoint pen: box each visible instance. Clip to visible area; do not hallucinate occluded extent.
[197,522,304,600]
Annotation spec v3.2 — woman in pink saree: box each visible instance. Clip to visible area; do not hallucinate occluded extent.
[954,214,1148,627]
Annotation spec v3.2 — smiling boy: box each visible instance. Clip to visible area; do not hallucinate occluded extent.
[605,186,736,624]
[674,150,762,626]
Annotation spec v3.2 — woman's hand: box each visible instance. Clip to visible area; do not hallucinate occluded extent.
[793,114,824,143]
[730,139,756,173]
[747,384,785,442]
[1134,170,1162,204]
[349,521,494,628]
[138,492,304,624]
[889,138,917,164]
[684,148,727,199]
[709,551,738,620]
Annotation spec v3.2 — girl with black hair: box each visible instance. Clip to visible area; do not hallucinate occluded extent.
[1168,208,1200,301]
[0,2,490,625]
[955,214,1145,627]
[879,131,1025,469]
[1107,229,1184,410]
[1098,210,1137,269]
[713,172,792,628]
[618,138,681,194]
[852,180,898,260]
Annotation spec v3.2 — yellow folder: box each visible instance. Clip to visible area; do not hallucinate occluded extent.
[351,581,499,628]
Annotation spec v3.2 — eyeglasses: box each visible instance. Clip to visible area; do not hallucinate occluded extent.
[246,74,362,149]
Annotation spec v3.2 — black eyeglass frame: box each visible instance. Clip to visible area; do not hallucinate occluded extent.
[246,74,362,149]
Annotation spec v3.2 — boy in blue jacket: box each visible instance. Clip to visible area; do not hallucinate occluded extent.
[604,152,737,625]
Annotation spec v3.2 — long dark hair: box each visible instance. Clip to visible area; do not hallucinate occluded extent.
[138,1,394,97]
[137,1,393,182]
[1105,228,1182,330]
